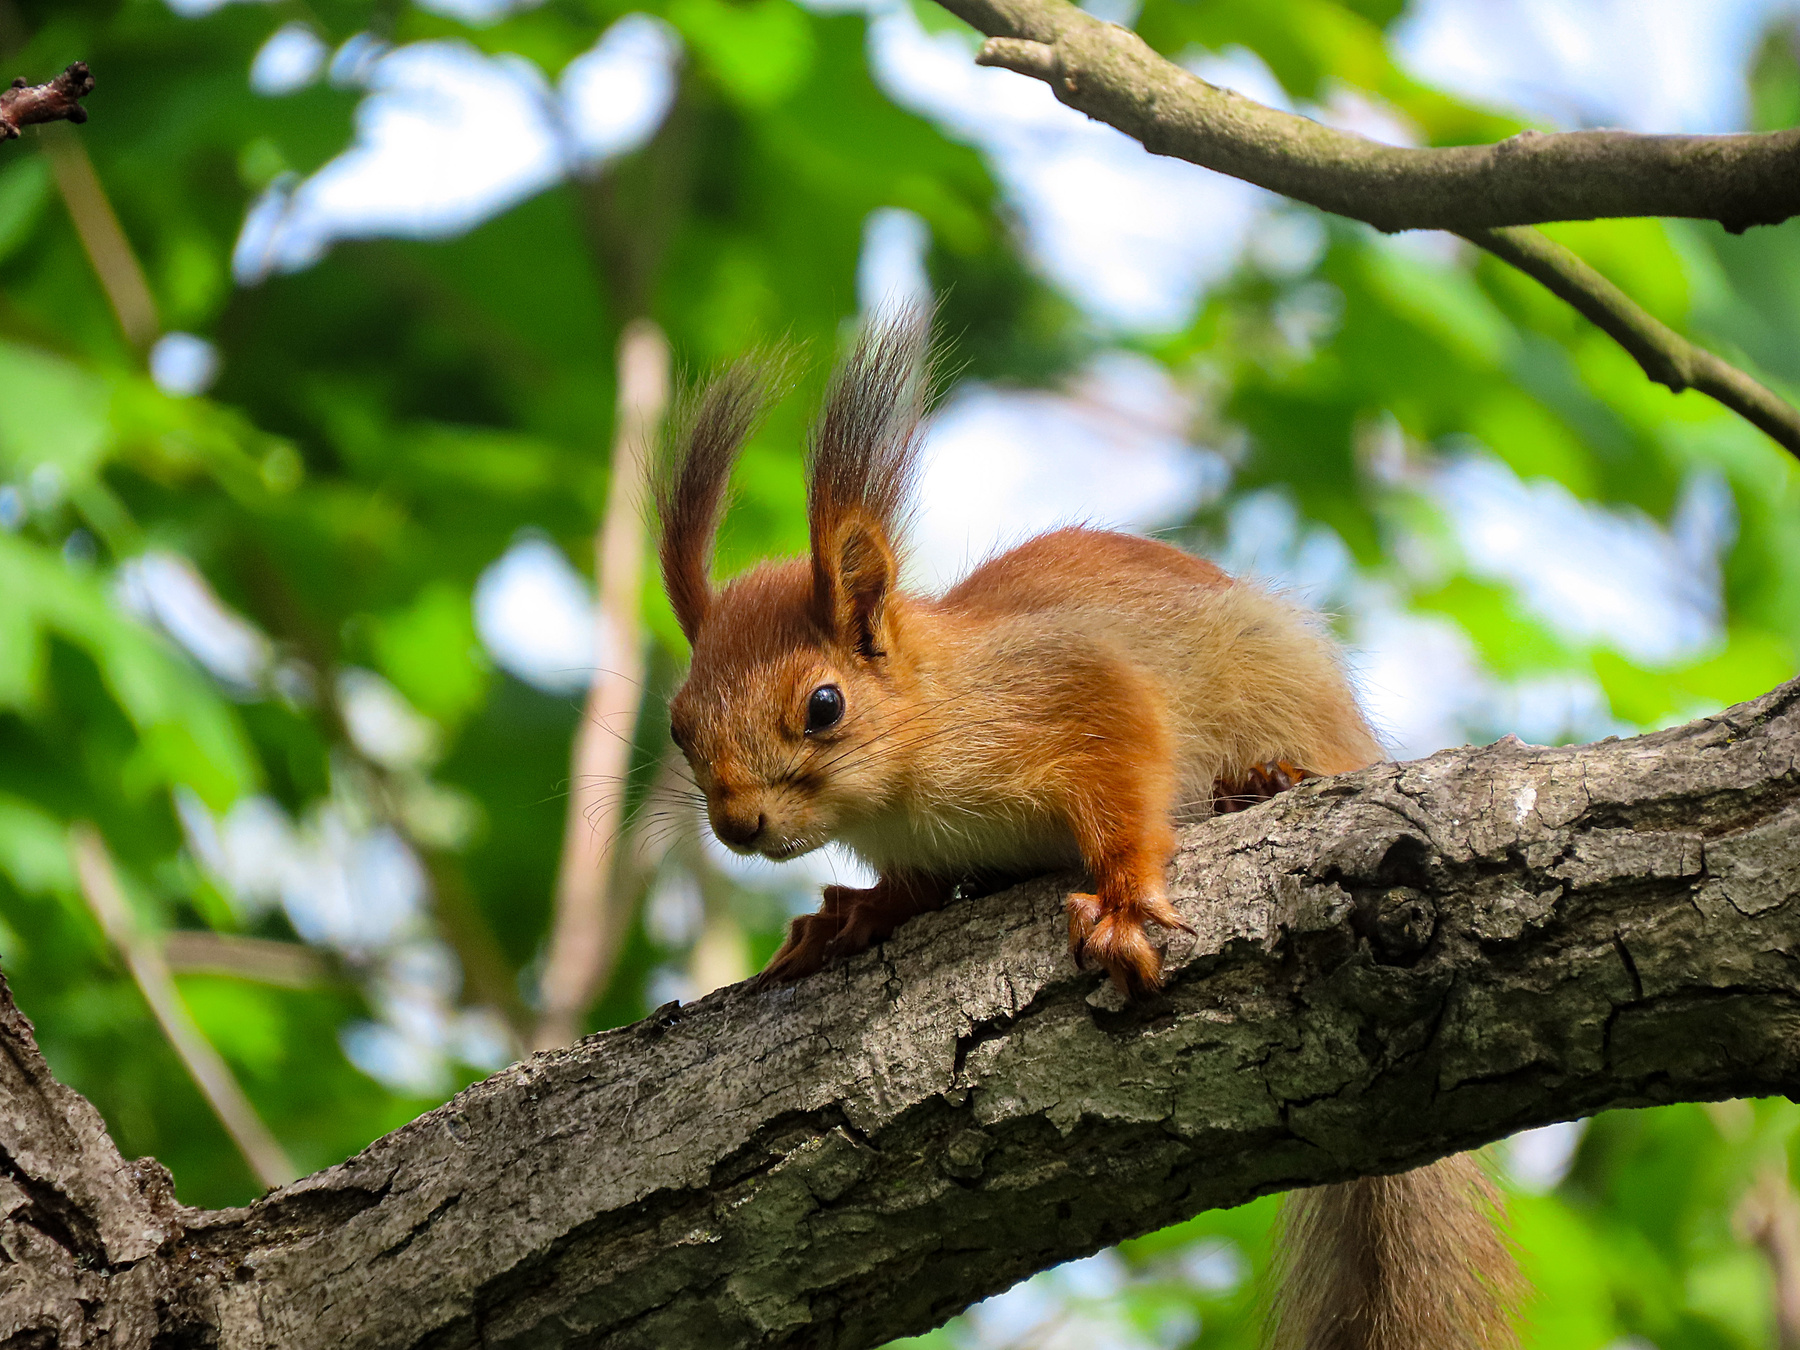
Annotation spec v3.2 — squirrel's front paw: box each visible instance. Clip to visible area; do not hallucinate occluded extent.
[751,911,845,988]
[1065,891,1191,995]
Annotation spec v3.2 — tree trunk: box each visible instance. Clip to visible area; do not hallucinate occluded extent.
[7,680,1800,1349]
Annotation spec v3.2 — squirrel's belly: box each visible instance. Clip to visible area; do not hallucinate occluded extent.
[837,802,1081,878]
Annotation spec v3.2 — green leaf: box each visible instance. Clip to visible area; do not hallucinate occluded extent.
[0,534,258,808]
[669,0,818,109]
[0,153,51,265]
[1466,387,1596,497]
[1358,241,1515,372]
[1413,575,1577,678]
[0,793,75,898]
[179,975,288,1078]
[1595,628,1798,727]
[369,581,492,728]
[0,341,112,487]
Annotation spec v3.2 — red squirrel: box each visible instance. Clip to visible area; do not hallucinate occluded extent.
[656,315,1522,1350]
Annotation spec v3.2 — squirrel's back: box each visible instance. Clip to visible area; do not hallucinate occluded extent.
[936,526,1383,807]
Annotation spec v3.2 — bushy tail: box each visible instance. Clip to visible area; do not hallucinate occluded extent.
[1269,1155,1524,1350]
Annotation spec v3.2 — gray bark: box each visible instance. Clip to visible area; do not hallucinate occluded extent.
[947,0,1800,462]
[952,0,1800,235]
[7,680,1800,1349]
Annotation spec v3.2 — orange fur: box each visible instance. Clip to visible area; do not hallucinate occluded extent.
[659,319,1383,986]
[665,520,1383,991]
[656,316,1524,1349]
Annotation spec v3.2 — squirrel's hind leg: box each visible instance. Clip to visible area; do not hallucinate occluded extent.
[753,871,952,988]
[1213,759,1314,813]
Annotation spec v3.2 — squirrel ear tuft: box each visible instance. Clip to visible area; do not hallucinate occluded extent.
[656,357,781,644]
[804,310,930,655]
[817,513,898,659]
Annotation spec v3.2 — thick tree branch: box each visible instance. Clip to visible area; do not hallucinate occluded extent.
[957,2,1799,233]
[1463,226,1800,457]
[0,62,91,140]
[9,680,1800,1347]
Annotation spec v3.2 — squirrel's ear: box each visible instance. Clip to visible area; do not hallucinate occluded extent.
[657,359,776,645]
[816,513,898,659]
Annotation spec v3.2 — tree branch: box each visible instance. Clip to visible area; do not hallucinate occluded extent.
[1463,226,1800,457]
[9,679,1800,1347]
[69,824,297,1192]
[955,1,1800,233]
[946,0,1800,458]
[161,932,328,990]
[44,126,159,351]
[534,318,671,1051]
[0,62,92,141]
[1738,1165,1800,1350]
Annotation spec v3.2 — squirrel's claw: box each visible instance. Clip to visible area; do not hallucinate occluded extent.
[1066,890,1186,994]
[1066,891,1103,965]
[1141,891,1196,938]
[1214,759,1314,814]
[753,911,844,988]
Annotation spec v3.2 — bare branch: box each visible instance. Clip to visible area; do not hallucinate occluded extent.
[69,824,297,1191]
[952,1,1800,233]
[9,680,1800,1347]
[535,318,672,1050]
[1463,226,1800,458]
[162,932,328,990]
[1738,1166,1800,1350]
[44,128,159,350]
[0,62,92,141]
[945,0,1800,458]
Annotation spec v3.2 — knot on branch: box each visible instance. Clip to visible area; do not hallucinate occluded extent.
[976,37,1072,92]
[0,62,95,141]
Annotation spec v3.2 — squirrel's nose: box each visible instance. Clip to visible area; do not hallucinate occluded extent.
[713,809,766,848]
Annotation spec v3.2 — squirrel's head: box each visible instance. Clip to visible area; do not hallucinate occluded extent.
[658,315,927,862]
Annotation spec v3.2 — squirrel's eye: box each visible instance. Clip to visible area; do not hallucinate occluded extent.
[805,684,844,734]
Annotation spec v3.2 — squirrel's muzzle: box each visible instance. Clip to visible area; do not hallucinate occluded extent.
[710,802,766,850]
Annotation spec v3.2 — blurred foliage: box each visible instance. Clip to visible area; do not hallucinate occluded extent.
[0,0,1797,1346]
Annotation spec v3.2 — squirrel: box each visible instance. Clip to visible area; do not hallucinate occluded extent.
[655,314,1524,1350]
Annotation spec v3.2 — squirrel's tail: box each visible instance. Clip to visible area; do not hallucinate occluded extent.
[1268,1154,1524,1350]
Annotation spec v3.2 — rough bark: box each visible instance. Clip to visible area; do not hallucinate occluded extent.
[0,63,92,140]
[8,679,1800,1349]
[954,0,1800,234]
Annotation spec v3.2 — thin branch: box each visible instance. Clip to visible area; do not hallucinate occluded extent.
[1737,1165,1800,1350]
[954,0,1800,233]
[533,318,671,1050]
[0,62,92,140]
[69,824,297,1191]
[944,0,1800,459]
[43,126,158,350]
[1463,225,1800,458]
[162,931,327,990]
